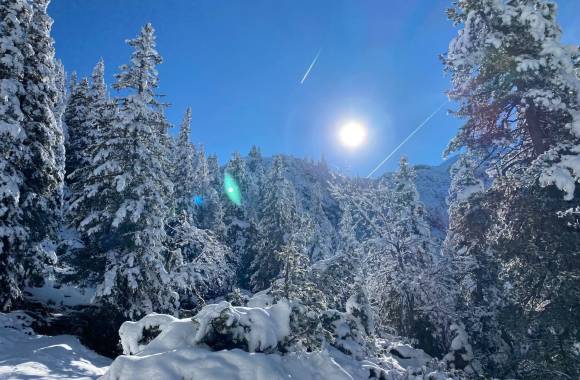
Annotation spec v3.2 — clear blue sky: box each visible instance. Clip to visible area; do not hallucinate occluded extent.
[48,0,580,176]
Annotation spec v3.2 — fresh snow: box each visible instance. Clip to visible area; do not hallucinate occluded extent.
[0,312,111,380]
[101,299,452,380]
[102,301,359,380]
[25,279,96,307]
[105,347,354,380]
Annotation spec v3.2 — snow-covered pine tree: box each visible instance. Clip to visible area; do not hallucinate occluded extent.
[331,157,450,354]
[249,155,301,291]
[63,59,115,285]
[366,158,434,332]
[443,153,498,375]
[199,154,226,237]
[53,59,67,138]
[201,188,226,238]
[233,146,264,287]
[90,58,106,100]
[93,23,177,318]
[223,152,251,256]
[0,0,33,310]
[224,152,249,210]
[443,2,580,377]
[306,182,333,261]
[443,0,580,199]
[194,145,209,197]
[245,145,265,221]
[166,212,236,311]
[190,144,209,225]
[19,0,64,287]
[68,71,77,99]
[64,78,91,181]
[172,107,196,218]
[311,203,363,311]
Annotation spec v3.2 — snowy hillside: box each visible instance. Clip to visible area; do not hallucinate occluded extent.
[412,158,457,240]
[276,155,454,247]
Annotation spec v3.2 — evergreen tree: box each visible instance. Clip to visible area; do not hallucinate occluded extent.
[191,144,209,226]
[92,23,177,318]
[19,0,63,291]
[53,59,67,135]
[64,77,91,181]
[443,0,580,199]
[172,107,196,218]
[167,212,236,310]
[245,145,265,221]
[207,154,221,189]
[194,145,210,197]
[331,158,450,355]
[444,153,502,375]
[63,59,115,285]
[0,0,33,310]
[443,2,580,377]
[307,182,333,261]
[223,152,250,255]
[311,203,364,312]
[250,155,301,291]
[367,158,436,336]
[90,58,106,100]
[199,154,226,237]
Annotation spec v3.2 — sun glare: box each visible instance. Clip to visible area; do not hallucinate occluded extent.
[339,121,367,149]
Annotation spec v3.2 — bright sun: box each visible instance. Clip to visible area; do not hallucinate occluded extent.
[339,121,367,149]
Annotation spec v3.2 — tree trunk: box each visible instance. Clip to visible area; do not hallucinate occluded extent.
[525,103,547,157]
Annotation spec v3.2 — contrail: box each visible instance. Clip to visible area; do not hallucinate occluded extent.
[366,101,447,178]
[300,50,320,85]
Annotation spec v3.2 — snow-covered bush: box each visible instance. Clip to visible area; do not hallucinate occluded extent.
[119,313,178,355]
[103,296,460,380]
[191,300,291,353]
[443,323,475,373]
[167,218,237,309]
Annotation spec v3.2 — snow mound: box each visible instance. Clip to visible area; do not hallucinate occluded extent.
[119,313,179,355]
[104,299,458,380]
[103,300,355,380]
[192,301,291,353]
[104,348,353,380]
[0,312,110,380]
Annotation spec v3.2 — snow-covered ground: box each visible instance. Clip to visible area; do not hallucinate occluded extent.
[0,312,111,380]
[100,298,446,380]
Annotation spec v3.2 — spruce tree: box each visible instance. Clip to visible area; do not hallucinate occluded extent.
[63,60,115,285]
[0,0,32,310]
[199,154,226,237]
[92,23,177,318]
[249,155,301,291]
[64,78,91,181]
[53,59,67,136]
[245,145,265,221]
[19,0,63,289]
[223,152,250,256]
[307,182,333,261]
[172,107,196,218]
[311,203,364,311]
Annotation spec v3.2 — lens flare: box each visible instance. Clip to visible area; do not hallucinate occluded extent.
[224,173,242,206]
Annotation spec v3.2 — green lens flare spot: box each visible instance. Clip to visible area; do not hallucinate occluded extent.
[224,173,242,206]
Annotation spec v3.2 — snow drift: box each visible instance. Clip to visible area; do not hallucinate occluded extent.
[103,298,457,380]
